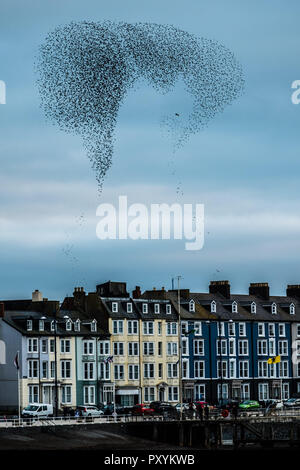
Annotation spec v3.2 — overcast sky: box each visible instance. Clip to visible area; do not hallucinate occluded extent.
[0,0,300,300]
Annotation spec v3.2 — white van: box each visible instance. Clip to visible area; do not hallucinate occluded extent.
[22,403,53,418]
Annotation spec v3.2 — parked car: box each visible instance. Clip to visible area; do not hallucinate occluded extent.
[239,400,260,410]
[76,405,104,417]
[103,404,130,415]
[150,402,178,417]
[131,404,155,416]
[22,403,53,418]
[218,399,239,410]
[283,398,300,408]
[175,403,190,412]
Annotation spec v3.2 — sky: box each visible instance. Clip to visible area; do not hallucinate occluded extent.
[0,0,300,300]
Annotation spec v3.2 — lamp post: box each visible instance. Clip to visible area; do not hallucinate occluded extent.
[205,320,212,404]
[53,319,58,417]
[176,275,183,421]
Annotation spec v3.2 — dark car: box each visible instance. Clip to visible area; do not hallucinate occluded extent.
[150,402,178,417]
[103,404,129,415]
[131,404,155,416]
[218,399,239,410]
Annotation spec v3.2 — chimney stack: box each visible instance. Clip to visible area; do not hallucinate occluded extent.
[132,286,141,299]
[32,290,43,302]
[249,283,269,300]
[209,280,231,299]
[287,285,300,298]
[0,302,4,318]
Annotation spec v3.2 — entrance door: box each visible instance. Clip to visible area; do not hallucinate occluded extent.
[159,388,165,401]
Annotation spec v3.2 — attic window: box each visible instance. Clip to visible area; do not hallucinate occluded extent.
[211,301,216,313]
[271,303,277,315]
[290,303,295,315]
[50,320,55,332]
[112,302,118,313]
[91,320,97,332]
[27,320,32,331]
[74,319,81,331]
[127,303,132,313]
[166,304,171,314]
[232,301,238,313]
[154,304,160,314]
[189,300,195,312]
[142,303,148,314]
[66,320,72,331]
[39,320,44,332]
[251,302,256,314]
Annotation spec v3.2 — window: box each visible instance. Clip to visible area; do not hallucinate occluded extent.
[194,360,205,378]
[114,364,125,380]
[251,302,256,314]
[142,303,148,314]
[128,342,139,356]
[182,359,189,378]
[297,324,300,337]
[211,301,216,313]
[74,319,80,332]
[269,338,276,356]
[194,339,204,356]
[181,321,188,335]
[144,387,155,402]
[166,322,177,335]
[39,320,44,332]
[61,339,71,354]
[167,342,178,356]
[269,362,276,378]
[189,300,195,312]
[144,363,155,378]
[62,385,72,404]
[41,339,47,354]
[27,320,32,331]
[127,303,133,313]
[218,384,228,400]
[182,338,189,356]
[28,338,38,353]
[143,321,154,335]
[128,364,139,380]
[66,320,72,331]
[91,320,97,332]
[194,322,202,336]
[229,359,236,378]
[258,383,269,401]
[168,386,179,402]
[290,303,295,315]
[279,361,289,378]
[232,301,238,313]
[158,342,163,356]
[166,304,171,314]
[112,302,118,313]
[100,362,110,380]
[143,342,154,356]
[61,360,71,379]
[258,323,265,337]
[49,339,54,353]
[154,304,160,314]
[217,339,227,356]
[127,320,138,335]
[268,324,275,337]
[50,361,55,379]
[167,363,178,378]
[239,361,249,378]
[271,303,277,315]
[50,320,55,332]
[158,322,162,335]
[28,360,39,378]
[228,323,235,337]
[279,340,288,356]
[257,340,268,356]
[158,363,163,379]
[217,361,228,379]
[229,338,236,356]
[83,385,95,404]
[42,361,48,379]
[113,342,124,356]
[99,341,110,355]
[258,361,268,378]
[217,322,225,337]
[239,323,246,337]
[238,339,249,356]
[29,385,39,403]
[279,324,286,337]
[112,320,123,335]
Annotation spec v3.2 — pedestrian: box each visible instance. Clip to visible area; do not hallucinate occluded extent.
[232,404,238,420]
[197,404,203,421]
[204,404,209,420]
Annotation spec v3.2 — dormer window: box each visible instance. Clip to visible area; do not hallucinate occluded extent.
[232,301,238,313]
[91,320,97,332]
[166,304,171,314]
[142,303,148,314]
[211,301,216,313]
[251,302,256,314]
[271,303,277,315]
[112,302,118,313]
[74,319,81,332]
[154,304,160,314]
[39,320,44,332]
[189,300,195,312]
[66,320,72,331]
[50,320,55,332]
[127,303,132,313]
[27,320,32,331]
[290,303,295,315]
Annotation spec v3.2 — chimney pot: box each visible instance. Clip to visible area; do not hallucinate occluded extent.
[287,285,300,298]
[209,280,230,299]
[249,282,270,300]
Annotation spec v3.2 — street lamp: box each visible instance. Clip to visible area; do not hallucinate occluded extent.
[176,275,183,421]
[205,320,212,404]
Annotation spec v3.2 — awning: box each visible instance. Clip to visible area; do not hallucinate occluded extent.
[116,389,139,396]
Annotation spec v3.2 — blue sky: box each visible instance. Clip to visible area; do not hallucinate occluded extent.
[1,0,300,300]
